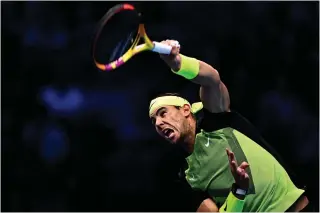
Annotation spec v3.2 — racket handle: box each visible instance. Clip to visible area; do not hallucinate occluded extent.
[152,42,175,54]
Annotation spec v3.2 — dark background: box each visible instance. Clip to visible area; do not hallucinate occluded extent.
[1,1,319,211]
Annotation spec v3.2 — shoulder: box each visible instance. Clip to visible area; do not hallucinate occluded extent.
[196,108,260,144]
[196,108,236,132]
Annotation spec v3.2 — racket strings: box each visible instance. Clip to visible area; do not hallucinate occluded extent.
[109,31,134,62]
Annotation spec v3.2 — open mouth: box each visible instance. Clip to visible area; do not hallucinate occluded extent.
[163,128,175,140]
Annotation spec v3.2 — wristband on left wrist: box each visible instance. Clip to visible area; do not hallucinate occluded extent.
[231,183,247,200]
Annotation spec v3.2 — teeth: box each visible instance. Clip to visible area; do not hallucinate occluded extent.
[163,129,170,136]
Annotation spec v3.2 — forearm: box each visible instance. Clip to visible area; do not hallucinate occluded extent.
[164,53,230,112]
[169,54,221,87]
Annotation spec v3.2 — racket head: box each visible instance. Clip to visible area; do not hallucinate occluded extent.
[92,3,153,71]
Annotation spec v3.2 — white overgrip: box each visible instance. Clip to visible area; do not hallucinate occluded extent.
[152,42,172,54]
[152,41,180,54]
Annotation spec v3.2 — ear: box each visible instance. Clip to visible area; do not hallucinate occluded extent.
[181,104,192,117]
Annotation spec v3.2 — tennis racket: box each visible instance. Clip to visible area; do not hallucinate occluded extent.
[92,3,179,71]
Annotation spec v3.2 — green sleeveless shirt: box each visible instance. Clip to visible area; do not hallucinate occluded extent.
[185,112,304,212]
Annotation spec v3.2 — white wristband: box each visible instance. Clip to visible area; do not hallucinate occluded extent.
[236,188,247,195]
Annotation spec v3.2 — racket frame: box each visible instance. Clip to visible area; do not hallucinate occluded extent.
[93,4,161,71]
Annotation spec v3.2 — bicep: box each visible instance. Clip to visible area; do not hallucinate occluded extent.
[197,198,219,212]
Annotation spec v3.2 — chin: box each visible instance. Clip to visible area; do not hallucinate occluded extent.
[169,136,181,144]
[168,139,177,144]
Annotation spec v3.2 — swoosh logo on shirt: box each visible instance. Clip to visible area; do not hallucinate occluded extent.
[205,137,210,147]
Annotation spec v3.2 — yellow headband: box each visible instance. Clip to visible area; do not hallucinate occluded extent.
[149,95,203,117]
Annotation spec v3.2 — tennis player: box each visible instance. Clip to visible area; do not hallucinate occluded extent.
[148,40,309,212]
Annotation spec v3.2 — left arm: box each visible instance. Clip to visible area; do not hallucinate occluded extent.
[160,40,230,113]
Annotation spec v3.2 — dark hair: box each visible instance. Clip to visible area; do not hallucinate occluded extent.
[153,92,183,99]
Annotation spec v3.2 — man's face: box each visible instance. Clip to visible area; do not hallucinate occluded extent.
[150,105,191,144]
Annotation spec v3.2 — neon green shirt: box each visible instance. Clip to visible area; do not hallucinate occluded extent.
[185,112,304,212]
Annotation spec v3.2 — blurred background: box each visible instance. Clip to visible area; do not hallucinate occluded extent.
[1,1,319,211]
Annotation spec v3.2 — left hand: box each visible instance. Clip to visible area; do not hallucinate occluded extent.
[226,148,250,190]
[158,39,181,71]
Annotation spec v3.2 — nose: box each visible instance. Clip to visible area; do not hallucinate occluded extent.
[155,117,164,128]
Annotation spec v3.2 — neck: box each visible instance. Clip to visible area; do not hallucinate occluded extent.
[181,118,197,154]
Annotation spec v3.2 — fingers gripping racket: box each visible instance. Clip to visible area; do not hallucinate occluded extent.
[92,3,179,71]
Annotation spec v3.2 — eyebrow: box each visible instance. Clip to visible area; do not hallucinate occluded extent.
[150,107,166,123]
[155,107,166,116]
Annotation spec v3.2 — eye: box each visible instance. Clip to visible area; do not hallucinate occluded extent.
[160,111,167,117]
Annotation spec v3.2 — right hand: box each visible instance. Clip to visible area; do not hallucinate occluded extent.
[158,39,181,71]
[226,148,250,190]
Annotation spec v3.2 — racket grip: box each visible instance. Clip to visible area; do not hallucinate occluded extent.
[152,42,173,54]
